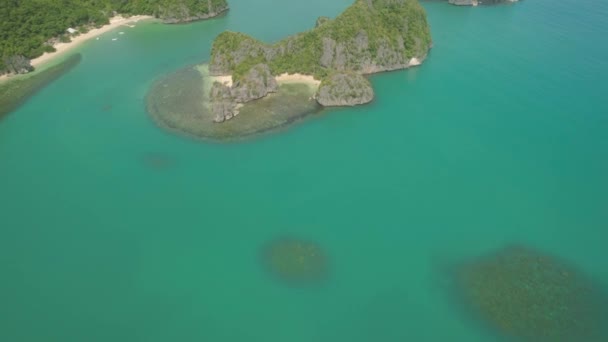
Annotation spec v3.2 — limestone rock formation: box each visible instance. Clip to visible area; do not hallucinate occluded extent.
[208,0,432,113]
[231,63,278,103]
[209,63,279,123]
[159,0,229,24]
[316,72,374,107]
[210,82,237,123]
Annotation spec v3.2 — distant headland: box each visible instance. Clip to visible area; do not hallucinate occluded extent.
[0,0,229,78]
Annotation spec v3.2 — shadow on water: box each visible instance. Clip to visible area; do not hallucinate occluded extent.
[0,54,82,120]
[433,245,608,342]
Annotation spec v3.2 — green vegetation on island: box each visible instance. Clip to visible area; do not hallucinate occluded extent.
[146,0,432,141]
[210,0,431,80]
[207,0,432,122]
[0,0,229,75]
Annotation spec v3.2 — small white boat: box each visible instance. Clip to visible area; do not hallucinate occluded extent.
[112,38,118,41]
[119,32,125,35]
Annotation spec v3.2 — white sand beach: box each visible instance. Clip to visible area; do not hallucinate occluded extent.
[32,15,153,68]
[276,73,321,87]
[1,15,152,82]
[209,73,320,89]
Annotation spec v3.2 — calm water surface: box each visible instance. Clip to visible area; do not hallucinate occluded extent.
[1,0,607,341]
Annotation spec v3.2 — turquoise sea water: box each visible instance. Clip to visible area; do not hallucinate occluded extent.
[1,0,608,340]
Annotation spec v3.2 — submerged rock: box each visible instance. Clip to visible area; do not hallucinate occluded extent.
[454,246,608,341]
[261,237,328,284]
[316,72,374,106]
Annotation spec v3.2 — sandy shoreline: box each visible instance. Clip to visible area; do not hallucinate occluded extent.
[209,73,321,88]
[1,15,153,82]
[276,73,321,87]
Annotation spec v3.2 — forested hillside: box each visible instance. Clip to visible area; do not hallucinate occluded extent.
[0,0,228,75]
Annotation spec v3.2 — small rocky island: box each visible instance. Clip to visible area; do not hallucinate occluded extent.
[147,0,432,140]
[208,0,431,122]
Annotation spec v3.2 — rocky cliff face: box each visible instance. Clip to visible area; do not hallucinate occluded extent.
[159,0,229,24]
[210,63,278,123]
[316,72,374,107]
[208,0,432,112]
[319,33,425,74]
[210,82,237,123]
[231,64,278,102]
[210,0,431,78]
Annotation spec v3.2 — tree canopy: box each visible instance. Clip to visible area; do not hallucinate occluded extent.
[0,0,228,74]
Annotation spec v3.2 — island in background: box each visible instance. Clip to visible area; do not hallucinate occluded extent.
[0,0,229,120]
[0,0,229,78]
[147,0,432,141]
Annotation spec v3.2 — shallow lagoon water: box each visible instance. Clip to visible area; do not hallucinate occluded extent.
[146,65,320,141]
[1,0,607,341]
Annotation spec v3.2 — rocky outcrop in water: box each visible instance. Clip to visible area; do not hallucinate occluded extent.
[210,81,237,123]
[208,0,431,114]
[210,63,279,122]
[2,55,33,75]
[159,0,229,23]
[316,72,374,107]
